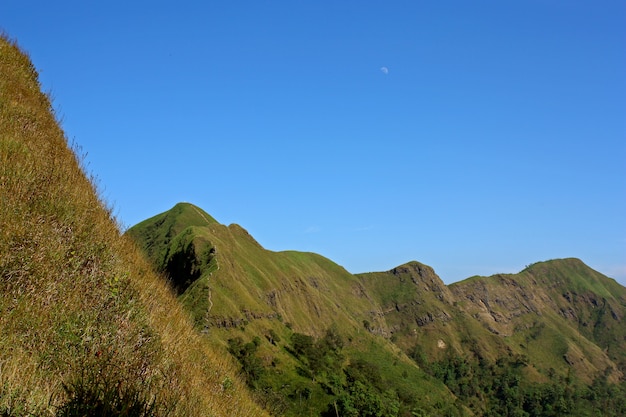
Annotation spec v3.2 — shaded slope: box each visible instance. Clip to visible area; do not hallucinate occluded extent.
[0,35,266,416]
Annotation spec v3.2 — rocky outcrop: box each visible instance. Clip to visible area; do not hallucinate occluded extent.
[390,261,456,304]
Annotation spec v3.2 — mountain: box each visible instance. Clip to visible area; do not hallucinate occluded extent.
[128,202,626,416]
[0,35,266,416]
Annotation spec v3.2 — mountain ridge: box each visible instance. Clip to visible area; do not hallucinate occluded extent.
[127,202,626,415]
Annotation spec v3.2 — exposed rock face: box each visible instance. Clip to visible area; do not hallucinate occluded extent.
[207,311,281,330]
[390,261,455,304]
[356,262,457,340]
[450,274,543,336]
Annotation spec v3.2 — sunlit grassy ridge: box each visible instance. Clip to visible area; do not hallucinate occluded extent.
[128,202,378,335]
[0,35,267,416]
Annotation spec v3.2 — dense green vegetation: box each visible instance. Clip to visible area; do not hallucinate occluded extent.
[225,328,463,417]
[410,346,626,416]
[227,319,624,417]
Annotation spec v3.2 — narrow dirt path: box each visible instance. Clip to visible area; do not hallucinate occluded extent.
[190,205,217,315]
[191,205,213,226]
[207,258,217,314]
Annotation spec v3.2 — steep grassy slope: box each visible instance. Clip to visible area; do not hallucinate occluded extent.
[0,35,266,416]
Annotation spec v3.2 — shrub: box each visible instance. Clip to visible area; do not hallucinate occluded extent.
[56,368,159,417]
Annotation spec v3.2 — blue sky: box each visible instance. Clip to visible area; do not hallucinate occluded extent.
[2,1,625,284]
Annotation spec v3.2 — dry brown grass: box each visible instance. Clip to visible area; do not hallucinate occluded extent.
[0,34,267,416]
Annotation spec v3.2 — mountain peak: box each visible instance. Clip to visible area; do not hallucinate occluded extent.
[127,202,217,244]
[125,203,218,283]
[390,261,442,285]
[521,258,624,300]
[171,202,218,226]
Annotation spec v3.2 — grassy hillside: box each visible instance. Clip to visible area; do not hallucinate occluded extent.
[128,202,369,332]
[0,35,266,416]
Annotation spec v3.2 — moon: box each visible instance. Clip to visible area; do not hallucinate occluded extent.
[380,66,389,75]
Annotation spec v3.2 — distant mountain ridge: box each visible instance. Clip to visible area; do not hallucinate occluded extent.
[127,202,626,415]
[360,258,626,383]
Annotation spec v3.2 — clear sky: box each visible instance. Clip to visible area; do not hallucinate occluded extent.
[2,1,625,284]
